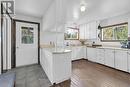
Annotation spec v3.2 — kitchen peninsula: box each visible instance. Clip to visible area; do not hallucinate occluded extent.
[40,47,72,84]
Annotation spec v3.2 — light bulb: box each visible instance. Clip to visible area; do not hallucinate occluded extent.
[80,5,86,12]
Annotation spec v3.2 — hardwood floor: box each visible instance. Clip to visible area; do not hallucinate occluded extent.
[51,60,130,87]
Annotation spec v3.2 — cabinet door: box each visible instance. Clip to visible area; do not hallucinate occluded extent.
[89,21,97,39]
[84,24,90,39]
[115,50,128,72]
[71,47,81,60]
[79,25,85,39]
[79,46,86,59]
[76,47,82,59]
[71,47,76,61]
[127,51,130,72]
[83,46,87,59]
[96,48,105,64]
[104,49,115,68]
[87,48,96,62]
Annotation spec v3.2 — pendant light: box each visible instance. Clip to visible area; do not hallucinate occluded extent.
[80,4,86,12]
[80,1,86,12]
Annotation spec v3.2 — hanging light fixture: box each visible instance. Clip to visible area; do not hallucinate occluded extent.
[80,4,86,12]
[80,1,86,12]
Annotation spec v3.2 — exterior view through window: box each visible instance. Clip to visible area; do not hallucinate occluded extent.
[101,23,128,41]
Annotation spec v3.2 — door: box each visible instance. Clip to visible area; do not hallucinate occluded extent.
[115,50,128,72]
[104,49,115,68]
[16,21,38,67]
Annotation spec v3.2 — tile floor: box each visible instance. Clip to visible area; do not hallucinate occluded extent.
[7,64,51,87]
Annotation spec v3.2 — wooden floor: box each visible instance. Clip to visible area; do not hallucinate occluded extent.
[51,60,130,87]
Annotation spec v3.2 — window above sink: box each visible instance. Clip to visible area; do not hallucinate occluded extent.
[100,22,128,42]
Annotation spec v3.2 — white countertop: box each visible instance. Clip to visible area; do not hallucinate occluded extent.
[96,46,129,51]
[42,48,72,54]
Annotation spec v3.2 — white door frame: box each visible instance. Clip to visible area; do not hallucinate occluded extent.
[12,19,40,68]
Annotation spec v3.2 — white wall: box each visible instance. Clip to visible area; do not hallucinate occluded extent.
[75,12,130,47]
[100,13,130,26]
[40,31,64,46]
[41,0,67,46]
[97,13,130,47]
[12,14,41,23]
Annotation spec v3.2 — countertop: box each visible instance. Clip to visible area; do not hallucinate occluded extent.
[42,48,72,54]
[40,44,130,51]
[96,46,129,51]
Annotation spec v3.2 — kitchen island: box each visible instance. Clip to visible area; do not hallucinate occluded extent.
[40,47,72,84]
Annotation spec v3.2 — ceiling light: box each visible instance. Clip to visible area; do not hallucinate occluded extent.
[80,5,86,12]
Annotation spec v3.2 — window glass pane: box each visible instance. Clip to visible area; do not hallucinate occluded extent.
[65,29,79,40]
[114,25,128,40]
[103,27,113,40]
[21,27,34,44]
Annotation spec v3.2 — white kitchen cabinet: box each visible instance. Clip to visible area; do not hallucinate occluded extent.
[83,46,87,59]
[79,21,97,40]
[104,49,115,68]
[71,46,86,61]
[87,47,96,62]
[79,24,85,39]
[115,50,128,72]
[85,24,90,39]
[127,51,130,72]
[96,48,105,64]
[41,48,71,84]
[89,21,97,39]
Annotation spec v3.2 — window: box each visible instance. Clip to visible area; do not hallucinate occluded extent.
[101,23,128,41]
[64,28,79,40]
[21,27,34,44]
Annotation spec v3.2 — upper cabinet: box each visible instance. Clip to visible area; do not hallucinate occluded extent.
[79,21,97,40]
[89,21,97,39]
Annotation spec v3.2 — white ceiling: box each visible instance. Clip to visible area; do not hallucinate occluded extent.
[15,0,52,18]
[15,0,130,21]
[67,0,130,23]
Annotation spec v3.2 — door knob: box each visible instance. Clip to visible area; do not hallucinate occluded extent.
[16,47,19,48]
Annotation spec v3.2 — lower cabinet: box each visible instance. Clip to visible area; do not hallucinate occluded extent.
[115,50,128,72]
[87,48,96,62]
[96,48,105,64]
[86,47,130,73]
[71,46,86,61]
[104,49,115,68]
[127,51,130,72]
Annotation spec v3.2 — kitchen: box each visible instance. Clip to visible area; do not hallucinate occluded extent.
[1,0,130,87]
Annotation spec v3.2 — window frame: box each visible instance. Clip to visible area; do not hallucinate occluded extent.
[64,28,79,40]
[101,22,128,42]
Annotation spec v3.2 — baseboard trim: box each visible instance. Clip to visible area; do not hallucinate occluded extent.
[72,58,88,62]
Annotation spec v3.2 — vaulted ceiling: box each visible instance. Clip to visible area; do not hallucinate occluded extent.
[15,0,52,18]
[15,0,130,21]
[67,0,130,23]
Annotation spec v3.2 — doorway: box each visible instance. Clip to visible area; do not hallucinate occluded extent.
[12,20,40,68]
